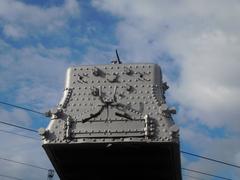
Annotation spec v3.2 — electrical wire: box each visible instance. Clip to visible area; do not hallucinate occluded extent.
[0,129,39,140]
[1,118,239,172]
[0,127,234,180]
[0,101,237,179]
[0,156,49,171]
[0,174,23,180]
[182,168,232,180]
[0,101,45,116]
[0,120,38,133]
[0,154,233,180]
[0,152,233,180]
[0,126,234,180]
[182,174,206,180]
[181,151,240,169]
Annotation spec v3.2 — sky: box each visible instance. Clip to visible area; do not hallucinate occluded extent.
[0,0,239,179]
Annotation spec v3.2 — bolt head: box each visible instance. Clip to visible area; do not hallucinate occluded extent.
[38,128,46,136]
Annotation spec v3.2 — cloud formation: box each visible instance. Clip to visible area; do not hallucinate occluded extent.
[93,0,240,179]
[0,41,73,110]
[0,0,79,39]
[92,0,240,132]
[0,1,79,179]
[0,0,239,179]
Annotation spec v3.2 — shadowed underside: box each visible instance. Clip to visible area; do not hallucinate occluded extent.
[43,142,181,180]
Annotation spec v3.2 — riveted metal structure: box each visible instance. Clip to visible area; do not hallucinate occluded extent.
[40,63,182,180]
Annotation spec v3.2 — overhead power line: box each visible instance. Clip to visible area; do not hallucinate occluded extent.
[0,151,232,180]
[182,168,232,180]
[0,129,39,140]
[0,101,238,179]
[0,156,48,171]
[0,101,45,116]
[0,174,23,180]
[181,151,240,169]
[0,154,232,180]
[182,174,206,180]
[0,126,234,180]
[0,120,38,133]
[1,118,240,171]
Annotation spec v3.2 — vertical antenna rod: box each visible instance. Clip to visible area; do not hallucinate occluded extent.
[115,49,122,64]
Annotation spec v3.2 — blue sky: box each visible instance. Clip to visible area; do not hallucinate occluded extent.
[0,0,240,179]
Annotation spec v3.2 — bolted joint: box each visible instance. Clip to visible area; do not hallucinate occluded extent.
[170,125,179,133]
[169,124,179,139]
[91,87,99,96]
[107,73,118,83]
[92,67,100,76]
[160,104,177,115]
[168,107,177,114]
[38,128,49,138]
[48,169,55,178]
[125,84,133,92]
[160,104,168,112]
[46,108,63,119]
[124,67,133,75]
[44,110,51,117]
[162,82,169,91]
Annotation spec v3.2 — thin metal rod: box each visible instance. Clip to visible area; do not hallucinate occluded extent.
[182,174,206,180]
[115,49,122,64]
[0,120,38,133]
[0,174,24,180]
[0,101,45,116]
[0,129,39,140]
[182,168,232,180]
[0,156,48,171]
[181,151,240,169]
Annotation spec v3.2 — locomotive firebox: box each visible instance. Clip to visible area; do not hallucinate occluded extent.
[40,63,182,180]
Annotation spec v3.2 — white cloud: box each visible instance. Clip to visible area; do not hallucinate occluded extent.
[80,46,117,65]
[0,0,239,179]
[0,108,31,126]
[181,127,240,179]
[169,29,240,131]
[0,0,80,38]
[0,125,58,180]
[0,42,73,109]
[92,1,240,178]
[0,108,55,179]
[92,0,240,131]
[0,33,75,179]
[0,41,66,179]
[3,24,26,39]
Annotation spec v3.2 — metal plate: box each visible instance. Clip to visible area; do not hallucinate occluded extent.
[72,119,146,138]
